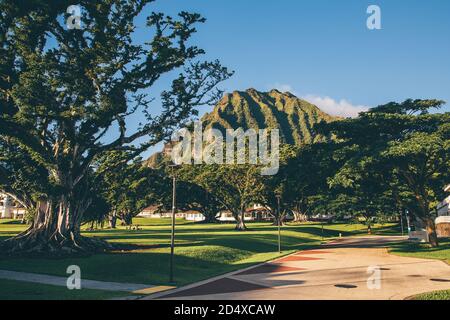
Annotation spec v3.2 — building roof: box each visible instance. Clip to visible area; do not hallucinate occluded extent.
[140,205,203,215]
[141,205,162,213]
[246,208,271,213]
[183,210,202,215]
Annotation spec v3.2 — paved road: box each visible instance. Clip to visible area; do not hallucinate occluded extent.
[148,236,450,300]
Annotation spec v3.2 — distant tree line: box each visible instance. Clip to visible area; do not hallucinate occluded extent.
[89,98,449,249]
[119,100,447,248]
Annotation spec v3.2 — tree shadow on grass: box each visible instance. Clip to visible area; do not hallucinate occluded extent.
[0,232,23,242]
[0,228,323,286]
[78,222,401,243]
[0,220,24,225]
[91,228,321,253]
[390,238,450,254]
[0,245,307,286]
[0,222,404,287]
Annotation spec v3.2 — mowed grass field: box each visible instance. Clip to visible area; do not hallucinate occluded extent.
[389,238,450,264]
[1,218,449,300]
[0,278,132,300]
[0,218,399,287]
[412,289,450,300]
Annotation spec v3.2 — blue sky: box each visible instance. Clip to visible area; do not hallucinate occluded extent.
[130,0,450,155]
[145,0,450,113]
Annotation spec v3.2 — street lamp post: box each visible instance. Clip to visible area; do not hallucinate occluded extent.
[406,210,411,233]
[400,210,404,236]
[169,166,178,283]
[321,222,324,242]
[276,194,281,253]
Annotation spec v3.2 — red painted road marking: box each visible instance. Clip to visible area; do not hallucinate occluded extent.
[160,277,269,298]
[236,263,306,275]
[275,256,322,262]
[295,250,332,255]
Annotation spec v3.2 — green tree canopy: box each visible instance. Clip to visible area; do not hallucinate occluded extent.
[0,0,231,255]
[318,99,449,246]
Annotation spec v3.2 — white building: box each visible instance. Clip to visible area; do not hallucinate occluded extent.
[0,193,13,219]
[184,211,205,222]
[0,192,26,219]
[137,205,194,220]
[216,211,253,222]
[137,204,289,223]
[138,205,162,218]
[436,185,450,238]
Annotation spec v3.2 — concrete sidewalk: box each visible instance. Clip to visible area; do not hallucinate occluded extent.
[0,269,174,294]
[146,236,450,300]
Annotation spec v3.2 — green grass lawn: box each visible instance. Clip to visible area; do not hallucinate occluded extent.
[0,279,131,300]
[388,237,450,301]
[0,218,399,290]
[389,237,449,301]
[411,289,450,300]
[389,238,450,264]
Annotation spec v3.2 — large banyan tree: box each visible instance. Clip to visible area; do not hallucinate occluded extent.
[0,0,231,255]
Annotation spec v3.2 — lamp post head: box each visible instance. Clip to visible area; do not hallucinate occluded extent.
[168,163,181,177]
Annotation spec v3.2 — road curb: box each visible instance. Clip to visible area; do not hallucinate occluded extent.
[141,250,303,300]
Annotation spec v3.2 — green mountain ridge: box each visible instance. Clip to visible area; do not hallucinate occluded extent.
[145,88,339,167]
[202,88,338,145]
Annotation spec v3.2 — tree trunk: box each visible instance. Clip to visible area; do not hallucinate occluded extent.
[414,189,439,247]
[235,211,247,231]
[121,213,133,226]
[272,214,286,226]
[292,211,303,222]
[425,217,439,247]
[203,212,217,223]
[255,211,263,222]
[413,186,439,247]
[109,217,117,229]
[109,211,117,229]
[1,198,111,256]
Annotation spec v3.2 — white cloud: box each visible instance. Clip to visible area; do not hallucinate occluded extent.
[267,84,370,118]
[270,83,298,95]
[301,94,370,118]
